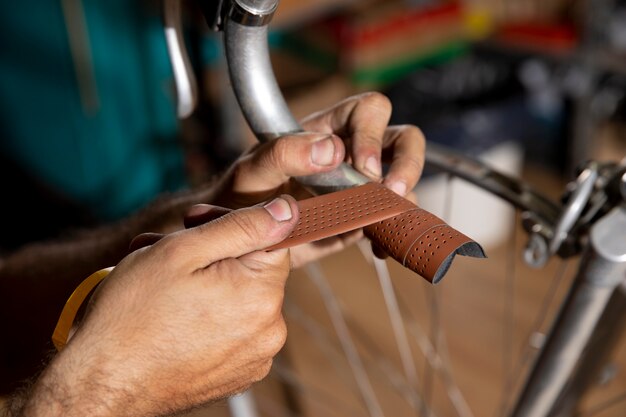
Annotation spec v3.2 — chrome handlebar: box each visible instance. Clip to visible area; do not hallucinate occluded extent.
[163,0,370,195]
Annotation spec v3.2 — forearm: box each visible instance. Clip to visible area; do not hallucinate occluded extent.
[3,344,138,417]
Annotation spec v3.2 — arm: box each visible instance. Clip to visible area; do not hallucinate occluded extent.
[0,183,219,394]
[4,197,298,417]
[1,91,425,397]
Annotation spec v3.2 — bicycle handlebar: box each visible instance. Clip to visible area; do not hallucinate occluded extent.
[163,0,486,283]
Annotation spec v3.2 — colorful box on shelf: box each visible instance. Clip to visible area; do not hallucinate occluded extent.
[342,2,469,86]
[278,1,470,88]
[493,21,579,55]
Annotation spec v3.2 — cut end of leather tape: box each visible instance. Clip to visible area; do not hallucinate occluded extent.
[364,209,486,283]
[431,241,486,284]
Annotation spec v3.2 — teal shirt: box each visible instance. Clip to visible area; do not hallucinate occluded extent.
[0,0,185,220]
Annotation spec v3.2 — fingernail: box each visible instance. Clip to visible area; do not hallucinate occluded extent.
[187,204,212,217]
[311,136,336,166]
[264,198,293,222]
[389,181,407,196]
[365,156,382,178]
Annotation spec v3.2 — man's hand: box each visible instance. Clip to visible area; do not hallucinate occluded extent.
[16,197,299,417]
[212,92,425,267]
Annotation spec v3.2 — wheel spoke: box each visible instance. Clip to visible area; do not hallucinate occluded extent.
[270,358,365,417]
[496,260,571,416]
[285,298,429,414]
[305,262,386,417]
[398,296,474,417]
[499,211,519,414]
[372,250,422,409]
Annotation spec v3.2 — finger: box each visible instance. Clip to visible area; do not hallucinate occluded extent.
[289,229,363,268]
[129,233,165,252]
[371,242,390,260]
[381,125,426,197]
[405,190,419,205]
[157,195,300,271]
[237,248,291,287]
[301,92,392,181]
[233,132,345,195]
[184,204,232,229]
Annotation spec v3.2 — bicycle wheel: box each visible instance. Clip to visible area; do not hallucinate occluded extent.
[227,142,626,417]
[166,2,626,413]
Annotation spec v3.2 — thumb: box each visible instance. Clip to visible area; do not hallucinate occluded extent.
[233,132,345,194]
[184,204,232,229]
[174,195,299,270]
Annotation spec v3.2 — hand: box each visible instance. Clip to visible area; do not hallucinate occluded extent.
[19,197,299,417]
[211,92,425,267]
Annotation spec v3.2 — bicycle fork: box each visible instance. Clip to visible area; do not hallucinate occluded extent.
[510,204,626,417]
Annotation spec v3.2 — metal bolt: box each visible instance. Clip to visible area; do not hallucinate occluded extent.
[235,0,278,15]
[524,233,549,268]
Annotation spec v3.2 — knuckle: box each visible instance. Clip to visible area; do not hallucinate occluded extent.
[260,137,293,172]
[228,211,264,244]
[407,156,424,172]
[264,318,288,356]
[357,134,382,148]
[154,233,187,264]
[230,155,253,185]
[361,91,392,112]
[251,137,305,180]
[404,159,424,181]
[266,139,287,169]
[247,253,290,281]
[252,359,274,382]
[256,293,285,323]
[394,154,424,182]
[399,124,426,144]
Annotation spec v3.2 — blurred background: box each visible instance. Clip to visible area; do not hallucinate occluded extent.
[1,0,626,416]
[1,0,625,248]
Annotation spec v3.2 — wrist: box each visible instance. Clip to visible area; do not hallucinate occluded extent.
[18,343,135,417]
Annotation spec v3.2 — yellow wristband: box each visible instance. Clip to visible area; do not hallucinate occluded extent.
[52,267,113,351]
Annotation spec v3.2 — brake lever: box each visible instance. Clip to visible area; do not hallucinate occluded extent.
[163,0,198,118]
[161,0,238,119]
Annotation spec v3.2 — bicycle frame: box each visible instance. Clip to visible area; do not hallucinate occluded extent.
[164,1,626,415]
[509,205,626,417]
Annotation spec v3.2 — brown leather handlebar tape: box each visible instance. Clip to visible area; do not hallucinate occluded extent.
[364,209,485,283]
[269,182,485,283]
[269,182,415,249]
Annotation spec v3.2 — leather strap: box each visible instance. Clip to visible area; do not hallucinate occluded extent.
[269,182,415,249]
[270,182,485,283]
